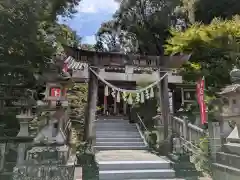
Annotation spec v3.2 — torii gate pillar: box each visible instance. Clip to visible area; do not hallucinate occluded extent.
[160,72,169,139]
[158,70,170,155]
[84,56,98,148]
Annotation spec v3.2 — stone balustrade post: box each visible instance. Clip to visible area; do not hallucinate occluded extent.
[0,124,4,136]
[0,143,6,172]
[182,119,189,140]
[17,143,26,165]
[208,121,221,162]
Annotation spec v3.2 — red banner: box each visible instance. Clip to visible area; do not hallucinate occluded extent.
[62,63,68,72]
[196,77,207,124]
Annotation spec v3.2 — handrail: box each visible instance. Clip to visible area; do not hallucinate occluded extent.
[136,113,148,132]
[172,116,184,123]
[172,115,206,134]
[179,136,200,150]
[188,123,205,134]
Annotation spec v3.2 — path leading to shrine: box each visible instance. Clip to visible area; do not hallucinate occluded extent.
[94,117,177,180]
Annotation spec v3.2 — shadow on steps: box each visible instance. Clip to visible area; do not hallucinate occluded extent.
[77,153,99,180]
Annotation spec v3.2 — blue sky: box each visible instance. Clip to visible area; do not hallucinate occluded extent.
[62,0,119,44]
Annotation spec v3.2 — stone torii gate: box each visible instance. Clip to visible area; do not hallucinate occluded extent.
[62,45,191,148]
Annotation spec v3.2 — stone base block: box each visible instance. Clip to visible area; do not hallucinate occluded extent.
[212,162,240,180]
[216,151,240,169]
[222,142,240,156]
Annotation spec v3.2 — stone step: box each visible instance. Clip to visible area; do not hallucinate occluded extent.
[128,178,186,180]
[98,160,171,171]
[216,151,240,169]
[96,138,144,142]
[96,125,136,129]
[96,134,142,138]
[96,132,140,136]
[96,126,138,130]
[223,142,240,156]
[96,120,130,124]
[212,162,240,179]
[96,122,132,125]
[95,145,148,150]
[96,132,141,137]
[96,129,139,132]
[99,169,175,180]
[96,141,145,146]
[96,131,140,135]
[97,124,132,126]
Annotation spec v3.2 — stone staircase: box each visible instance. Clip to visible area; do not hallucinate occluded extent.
[95,118,179,180]
[95,118,146,150]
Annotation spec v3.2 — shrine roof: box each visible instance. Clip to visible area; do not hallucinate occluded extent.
[63,45,191,68]
[218,84,240,95]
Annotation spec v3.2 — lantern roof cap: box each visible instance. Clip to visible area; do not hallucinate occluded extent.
[218,84,240,95]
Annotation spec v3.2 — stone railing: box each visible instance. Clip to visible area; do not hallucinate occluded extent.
[154,114,222,160]
[153,114,207,148]
[170,116,207,144]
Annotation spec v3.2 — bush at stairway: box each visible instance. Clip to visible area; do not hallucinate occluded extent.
[67,83,88,141]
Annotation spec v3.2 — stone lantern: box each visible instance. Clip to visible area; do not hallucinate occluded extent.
[16,99,35,137]
[212,67,240,179]
[12,56,76,180]
[218,67,240,142]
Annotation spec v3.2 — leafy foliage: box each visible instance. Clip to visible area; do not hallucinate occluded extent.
[96,20,121,52]
[165,17,240,94]
[97,0,182,54]
[67,83,88,140]
[189,136,211,176]
[179,0,240,24]
[54,24,82,51]
[68,83,88,119]
[0,0,81,134]
[0,0,81,86]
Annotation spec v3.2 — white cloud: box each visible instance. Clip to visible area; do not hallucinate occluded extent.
[83,35,96,44]
[77,0,119,14]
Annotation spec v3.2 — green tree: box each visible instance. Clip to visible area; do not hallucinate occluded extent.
[165,17,240,94]
[67,83,88,141]
[96,20,121,52]
[97,0,181,55]
[0,0,81,86]
[179,0,240,24]
[0,0,81,133]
